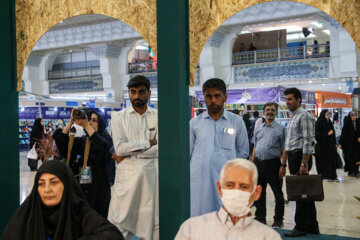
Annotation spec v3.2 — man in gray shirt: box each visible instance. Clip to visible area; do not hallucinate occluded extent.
[251,102,287,228]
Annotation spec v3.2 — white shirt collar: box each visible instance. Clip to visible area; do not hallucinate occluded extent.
[129,105,152,115]
[217,207,254,228]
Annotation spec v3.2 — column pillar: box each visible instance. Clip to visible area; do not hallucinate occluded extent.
[0,0,18,234]
[157,0,190,239]
[90,44,127,102]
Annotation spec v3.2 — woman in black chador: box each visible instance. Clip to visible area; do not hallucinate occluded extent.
[28,118,47,170]
[1,160,123,240]
[53,109,115,218]
[315,109,338,181]
[340,112,360,177]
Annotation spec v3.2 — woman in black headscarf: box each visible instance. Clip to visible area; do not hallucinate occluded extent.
[53,109,115,218]
[340,112,360,177]
[28,118,46,170]
[315,109,338,181]
[30,118,46,148]
[1,160,123,240]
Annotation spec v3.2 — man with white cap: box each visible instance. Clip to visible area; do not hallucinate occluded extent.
[175,158,281,240]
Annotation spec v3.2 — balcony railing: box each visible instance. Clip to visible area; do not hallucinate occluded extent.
[128,61,157,74]
[233,43,330,65]
[48,66,101,80]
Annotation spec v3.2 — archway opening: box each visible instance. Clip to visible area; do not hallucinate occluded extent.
[191,1,360,238]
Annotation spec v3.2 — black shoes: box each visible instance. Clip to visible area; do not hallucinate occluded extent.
[283,228,320,237]
[284,229,307,237]
[307,228,320,235]
[271,220,283,228]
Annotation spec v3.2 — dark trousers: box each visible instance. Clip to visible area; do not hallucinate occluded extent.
[288,150,319,232]
[254,157,284,223]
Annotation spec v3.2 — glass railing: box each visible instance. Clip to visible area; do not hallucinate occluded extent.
[48,66,101,80]
[128,61,157,74]
[233,43,330,65]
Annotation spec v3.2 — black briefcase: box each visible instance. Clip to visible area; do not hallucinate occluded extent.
[285,175,324,201]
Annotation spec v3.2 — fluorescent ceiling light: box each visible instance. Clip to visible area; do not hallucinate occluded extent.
[260,25,302,33]
[287,33,316,40]
[311,22,323,28]
[322,29,330,35]
[135,46,148,50]
[239,31,251,34]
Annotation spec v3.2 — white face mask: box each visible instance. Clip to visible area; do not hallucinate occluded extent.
[221,189,254,217]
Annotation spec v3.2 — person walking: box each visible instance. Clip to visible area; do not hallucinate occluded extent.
[251,102,287,228]
[339,112,360,177]
[28,118,47,169]
[315,109,338,181]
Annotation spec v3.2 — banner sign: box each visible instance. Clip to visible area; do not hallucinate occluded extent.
[196,87,279,104]
[315,91,352,108]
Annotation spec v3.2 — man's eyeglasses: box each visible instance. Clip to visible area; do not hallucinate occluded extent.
[264,108,276,112]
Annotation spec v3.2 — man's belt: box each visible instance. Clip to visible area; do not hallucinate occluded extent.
[256,157,280,162]
[287,149,302,154]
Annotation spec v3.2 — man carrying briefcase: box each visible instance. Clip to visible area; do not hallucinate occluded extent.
[283,88,320,238]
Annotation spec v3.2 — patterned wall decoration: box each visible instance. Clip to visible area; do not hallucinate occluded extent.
[189,0,360,86]
[49,76,103,94]
[234,59,329,83]
[16,0,360,90]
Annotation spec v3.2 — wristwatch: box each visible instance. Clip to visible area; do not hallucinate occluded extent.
[301,163,308,167]
[281,164,287,167]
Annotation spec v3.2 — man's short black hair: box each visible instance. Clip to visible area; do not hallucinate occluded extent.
[253,111,259,118]
[202,78,226,95]
[263,102,279,112]
[127,75,150,91]
[284,87,302,104]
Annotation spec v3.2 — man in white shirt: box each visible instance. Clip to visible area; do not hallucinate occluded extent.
[108,76,158,240]
[175,158,281,240]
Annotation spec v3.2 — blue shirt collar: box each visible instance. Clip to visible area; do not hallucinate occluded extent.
[203,108,228,120]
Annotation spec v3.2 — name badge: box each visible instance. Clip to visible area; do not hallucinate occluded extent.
[79,166,92,184]
[224,128,235,134]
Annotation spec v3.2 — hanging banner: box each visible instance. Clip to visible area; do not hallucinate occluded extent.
[315,91,352,108]
[196,87,279,103]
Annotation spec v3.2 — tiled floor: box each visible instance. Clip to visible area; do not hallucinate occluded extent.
[19,152,360,238]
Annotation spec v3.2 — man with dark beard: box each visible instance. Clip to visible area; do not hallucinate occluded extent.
[108,75,159,240]
[251,102,287,228]
[190,78,249,217]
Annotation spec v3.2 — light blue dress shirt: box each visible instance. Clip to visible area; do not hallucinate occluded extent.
[190,110,249,217]
[254,121,286,160]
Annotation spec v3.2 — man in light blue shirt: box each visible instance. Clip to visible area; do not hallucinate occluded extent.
[190,78,249,217]
[251,102,287,228]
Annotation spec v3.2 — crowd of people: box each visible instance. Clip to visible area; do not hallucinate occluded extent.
[2,76,360,239]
